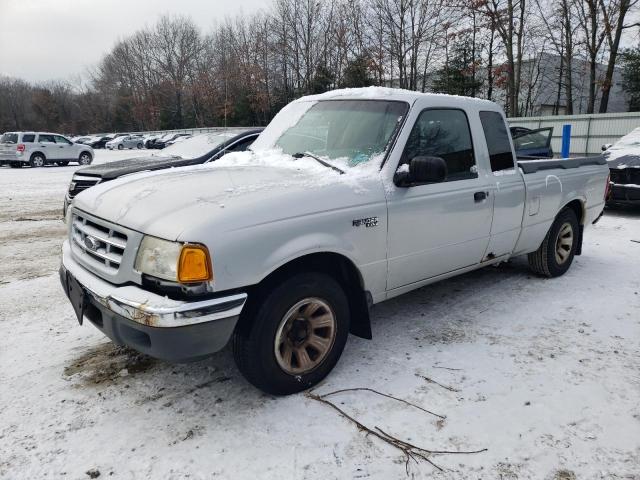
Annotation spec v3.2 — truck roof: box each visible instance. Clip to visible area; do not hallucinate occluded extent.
[298,87,501,110]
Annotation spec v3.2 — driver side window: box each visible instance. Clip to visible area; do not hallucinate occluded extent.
[401,109,477,182]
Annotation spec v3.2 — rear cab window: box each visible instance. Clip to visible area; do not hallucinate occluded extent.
[400,108,477,182]
[479,111,515,173]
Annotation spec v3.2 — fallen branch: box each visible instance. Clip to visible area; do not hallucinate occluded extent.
[432,365,462,371]
[306,388,487,474]
[320,387,445,419]
[415,374,460,392]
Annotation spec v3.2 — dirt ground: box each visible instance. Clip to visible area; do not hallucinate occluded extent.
[1,151,639,479]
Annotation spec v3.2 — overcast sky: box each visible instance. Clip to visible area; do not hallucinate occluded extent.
[0,0,265,83]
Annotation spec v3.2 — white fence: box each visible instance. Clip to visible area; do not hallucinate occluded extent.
[508,112,640,156]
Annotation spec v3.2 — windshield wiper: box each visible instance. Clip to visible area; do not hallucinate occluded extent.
[292,152,344,174]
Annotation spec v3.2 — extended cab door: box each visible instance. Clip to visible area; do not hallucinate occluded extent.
[479,111,526,258]
[386,107,494,290]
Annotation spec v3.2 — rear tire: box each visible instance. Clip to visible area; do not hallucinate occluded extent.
[56,161,69,166]
[232,272,350,395]
[528,208,579,277]
[29,153,45,168]
[78,152,92,165]
[9,162,22,168]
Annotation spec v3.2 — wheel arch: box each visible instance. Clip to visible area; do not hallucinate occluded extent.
[243,251,372,340]
[30,151,46,160]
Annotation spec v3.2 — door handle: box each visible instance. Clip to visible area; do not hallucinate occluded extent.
[474,191,488,202]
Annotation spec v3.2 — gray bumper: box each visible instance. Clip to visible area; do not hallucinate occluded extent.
[60,241,247,361]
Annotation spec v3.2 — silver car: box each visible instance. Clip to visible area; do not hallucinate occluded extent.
[105,135,144,150]
[0,131,94,168]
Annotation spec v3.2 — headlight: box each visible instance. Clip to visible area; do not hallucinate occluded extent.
[134,236,212,283]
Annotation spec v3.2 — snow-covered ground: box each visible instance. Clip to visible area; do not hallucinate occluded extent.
[1,150,639,479]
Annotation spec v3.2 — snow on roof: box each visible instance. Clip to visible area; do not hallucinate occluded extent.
[606,126,640,165]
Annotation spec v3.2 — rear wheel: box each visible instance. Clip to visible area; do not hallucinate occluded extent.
[9,162,22,168]
[233,272,350,395]
[528,208,579,277]
[30,153,45,168]
[56,161,69,167]
[78,152,92,165]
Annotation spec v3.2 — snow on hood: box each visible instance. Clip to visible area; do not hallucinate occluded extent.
[73,149,387,241]
[605,127,640,168]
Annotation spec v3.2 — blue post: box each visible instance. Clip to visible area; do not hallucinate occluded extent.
[561,124,571,158]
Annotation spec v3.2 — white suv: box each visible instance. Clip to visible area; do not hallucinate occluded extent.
[0,132,94,168]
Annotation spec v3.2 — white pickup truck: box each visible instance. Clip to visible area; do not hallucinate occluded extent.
[60,88,609,395]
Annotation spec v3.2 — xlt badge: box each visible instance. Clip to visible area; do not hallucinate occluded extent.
[352,217,379,228]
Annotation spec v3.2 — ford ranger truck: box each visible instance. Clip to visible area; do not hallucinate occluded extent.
[60,88,609,395]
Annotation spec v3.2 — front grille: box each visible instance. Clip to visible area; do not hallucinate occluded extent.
[69,177,100,198]
[71,212,128,272]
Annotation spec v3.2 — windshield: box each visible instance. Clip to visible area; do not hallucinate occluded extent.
[155,133,236,159]
[254,100,408,167]
[0,133,18,144]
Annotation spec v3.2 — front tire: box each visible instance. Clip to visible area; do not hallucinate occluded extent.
[117,144,124,150]
[137,143,143,149]
[528,208,579,277]
[233,272,350,395]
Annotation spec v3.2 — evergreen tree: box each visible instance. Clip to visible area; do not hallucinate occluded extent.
[432,43,482,97]
[621,47,640,112]
[341,54,374,88]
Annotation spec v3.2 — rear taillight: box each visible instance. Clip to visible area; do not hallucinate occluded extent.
[16,144,25,152]
[604,173,611,200]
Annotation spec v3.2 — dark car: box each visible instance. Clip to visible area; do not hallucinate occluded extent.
[63,128,263,215]
[510,126,554,158]
[604,127,640,206]
[147,133,191,149]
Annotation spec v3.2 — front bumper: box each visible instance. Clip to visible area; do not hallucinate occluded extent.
[59,240,247,362]
[607,183,640,205]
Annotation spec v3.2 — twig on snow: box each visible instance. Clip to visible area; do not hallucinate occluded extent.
[415,374,460,392]
[320,387,445,419]
[305,388,487,474]
[432,365,463,371]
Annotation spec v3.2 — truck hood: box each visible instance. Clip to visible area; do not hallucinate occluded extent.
[72,154,386,241]
[74,155,203,180]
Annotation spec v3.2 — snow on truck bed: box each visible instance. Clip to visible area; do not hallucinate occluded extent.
[1,149,639,479]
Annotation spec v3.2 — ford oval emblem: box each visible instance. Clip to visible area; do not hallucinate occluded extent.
[84,236,99,251]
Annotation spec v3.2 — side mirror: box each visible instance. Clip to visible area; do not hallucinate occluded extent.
[601,144,612,151]
[394,156,447,187]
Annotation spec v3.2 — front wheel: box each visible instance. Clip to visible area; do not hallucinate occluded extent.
[233,272,350,395]
[117,144,124,150]
[137,143,143,149]
[528,208,579,277]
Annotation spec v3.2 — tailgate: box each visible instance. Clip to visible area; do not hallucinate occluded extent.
[0,143,18,161]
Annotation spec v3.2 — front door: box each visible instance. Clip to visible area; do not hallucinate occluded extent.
[53,135,74,160]
[386,108,494,290]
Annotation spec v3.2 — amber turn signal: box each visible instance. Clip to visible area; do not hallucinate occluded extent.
[178,244,212,283]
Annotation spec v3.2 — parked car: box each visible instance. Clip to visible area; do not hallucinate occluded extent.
[73,136,92,144]
[510,126,554,158]
[143,134,162,148]
[0,132,93,168]
[63,129,262,215]
[84,136,111,149]
[148,133,191,149]
[604,127,640,206]
[164,134,192,147]
[105,135,145,150]
[59,89,608,395]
